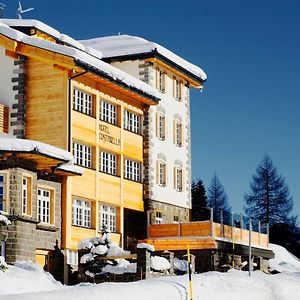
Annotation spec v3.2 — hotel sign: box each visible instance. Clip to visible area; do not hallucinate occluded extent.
[99,124,120,146]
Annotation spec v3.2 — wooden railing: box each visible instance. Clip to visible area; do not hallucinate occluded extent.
[148,221,269,248]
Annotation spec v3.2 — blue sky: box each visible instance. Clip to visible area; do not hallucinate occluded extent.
[3,0,300,220]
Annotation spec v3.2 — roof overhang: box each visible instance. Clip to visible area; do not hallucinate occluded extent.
[103,51,205,88]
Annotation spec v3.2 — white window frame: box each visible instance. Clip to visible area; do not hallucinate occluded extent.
[100,151,117,175]
[124,110,141,134]
[100,100,117,125]
[124,159,141,182]
[73,89,93,116]
[158,161,167,187]
[66,250,78,266]
[37,188,51,224]
[73,142,92,168]
[72,199,91,228]
[0,174,6,211]
[175,120,183,146]
[155,211,163,224]
[99,205,116,233]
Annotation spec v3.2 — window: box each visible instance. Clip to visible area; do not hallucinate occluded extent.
[157,161,167,186]
[0,174,5,211]
[156,69,166,93]
[67,250,78,266]
[175,167,183,192]
[99,205,116,232]
[155,211,163,224]
[100,151,117,175]
[100,100,117,125]
[174,120,183,146]
[173,215,179,223]
[72,199,91,228]
[156,113,166,140]
[124,159,141,182]
[124,110,141,134]
[22,177,31,215]
[37,188,52,224]
[73,89,93,116]
[173,79,182,100]
[73,142,92,168]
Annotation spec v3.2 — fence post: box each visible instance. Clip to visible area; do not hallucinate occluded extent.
[178,221,181,237]
[220,210,223,237]
[258,221,261,246]
[267,223,269,247]
[210,208,214,237]
[240,214,243,242]
[249,218,252,277]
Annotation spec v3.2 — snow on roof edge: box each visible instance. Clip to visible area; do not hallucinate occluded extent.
[0,20,160,102]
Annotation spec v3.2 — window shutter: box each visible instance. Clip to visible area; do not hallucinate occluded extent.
[165,163,168,186]
[156,112,159,138]
[156,68,160,90]
[173,119,176,144]
[174,166,177,190]
[180,122,183,146]
[173,77,176,98]
[156,160,160,184]
[180,82,183,101]
[181,168,184,191]
[163,72,167,93]
[164,116,167,140]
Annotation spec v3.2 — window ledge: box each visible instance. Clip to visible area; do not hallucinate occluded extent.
[37,223,58,232]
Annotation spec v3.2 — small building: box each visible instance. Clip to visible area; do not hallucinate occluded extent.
[0,137,81,281]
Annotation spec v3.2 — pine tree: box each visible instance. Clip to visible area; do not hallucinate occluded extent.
[207,174,231,223]
[191,179,208,221]
[244,154,295,227]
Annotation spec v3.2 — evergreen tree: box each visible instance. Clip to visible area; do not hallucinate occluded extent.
[191,179,208,221]
[207,174,231,223]
[244,154,295,227]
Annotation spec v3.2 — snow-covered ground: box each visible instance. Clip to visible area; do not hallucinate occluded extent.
[0,244,300,300]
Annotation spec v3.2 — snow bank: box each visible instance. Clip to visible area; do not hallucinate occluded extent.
[0,262,62,296]
[151,256,170,271]
[137,243,155,252]
[269,243,300,273]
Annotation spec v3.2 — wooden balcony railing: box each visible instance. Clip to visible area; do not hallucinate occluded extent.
[148,220,269,249]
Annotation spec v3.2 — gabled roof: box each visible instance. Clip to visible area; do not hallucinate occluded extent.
[80,34,207,84]
[0,19,160,104]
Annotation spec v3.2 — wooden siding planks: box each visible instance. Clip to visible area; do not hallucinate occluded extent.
[25,58,68,149]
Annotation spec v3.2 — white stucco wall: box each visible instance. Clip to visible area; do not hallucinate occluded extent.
[0,46,16,137]
[111,59,191,209]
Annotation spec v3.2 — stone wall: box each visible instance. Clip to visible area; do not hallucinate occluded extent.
[146,199,189,224]
[1,167,61,263]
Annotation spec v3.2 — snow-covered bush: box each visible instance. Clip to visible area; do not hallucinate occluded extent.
[0,211,11,272]
[79,233,134,279]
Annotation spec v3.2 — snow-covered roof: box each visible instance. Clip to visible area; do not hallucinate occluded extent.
[80,34,207,82]
[0,137,82,175]
[0,19,160,102]
[0,137,72,162]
